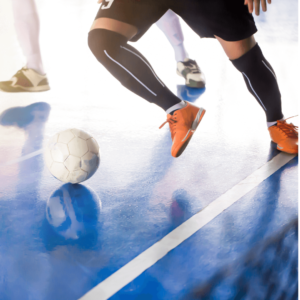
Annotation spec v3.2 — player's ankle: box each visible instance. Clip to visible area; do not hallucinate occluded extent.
[27,54,45,75]
[174,45,188,63]
[166,100,187,115]
[267,117,284,128]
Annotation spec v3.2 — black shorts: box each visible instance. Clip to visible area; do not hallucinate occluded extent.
[95,0,257,42]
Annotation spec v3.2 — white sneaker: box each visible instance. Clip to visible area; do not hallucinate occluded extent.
[0,67,50,93]
[177,58,205,88]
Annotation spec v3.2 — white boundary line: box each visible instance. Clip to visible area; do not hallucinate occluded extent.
[80,152,296,300]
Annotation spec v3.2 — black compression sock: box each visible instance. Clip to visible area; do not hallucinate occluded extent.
[88,29,181,111]
[231,44,283,122]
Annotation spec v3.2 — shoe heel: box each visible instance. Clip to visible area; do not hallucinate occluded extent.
[177,70,183,78]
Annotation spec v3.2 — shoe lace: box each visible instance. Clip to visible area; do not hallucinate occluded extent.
[183,60,201,74]
[277,115,298,138]
[159,115,178,136]
[190,69,200,74]
[13,67,27,77]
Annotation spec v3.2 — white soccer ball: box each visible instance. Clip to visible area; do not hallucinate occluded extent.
[44,129,100,184]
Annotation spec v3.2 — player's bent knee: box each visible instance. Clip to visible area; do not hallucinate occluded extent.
[88,29,108,64]
[215,35,256,60]
[88,29,128,66]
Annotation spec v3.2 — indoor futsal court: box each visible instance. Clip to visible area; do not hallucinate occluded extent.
[0,0,298,299]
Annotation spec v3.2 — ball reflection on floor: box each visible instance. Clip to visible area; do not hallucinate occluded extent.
[46,183,101,241]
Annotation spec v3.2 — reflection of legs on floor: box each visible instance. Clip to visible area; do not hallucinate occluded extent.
[156,10,206,88]
[0,0,50,93]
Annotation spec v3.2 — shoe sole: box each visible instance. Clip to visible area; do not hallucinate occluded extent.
[174,108,206,158]
[176,70,205,89]
[186,80,205,89]
[276,145,298,154]
[0,83,50,93]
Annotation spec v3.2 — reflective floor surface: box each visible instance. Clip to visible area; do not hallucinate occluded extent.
[0,0,298,299]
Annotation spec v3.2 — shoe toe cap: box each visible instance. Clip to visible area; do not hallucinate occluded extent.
[277,137,298,153]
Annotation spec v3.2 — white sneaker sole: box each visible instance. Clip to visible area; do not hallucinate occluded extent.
[0,84,50,93]
[176,70,205,89]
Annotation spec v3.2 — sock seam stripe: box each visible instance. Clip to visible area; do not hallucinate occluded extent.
[262,60,277,81]
[104,50,157,96]
[242,72,267,111]
[120,46,165,87]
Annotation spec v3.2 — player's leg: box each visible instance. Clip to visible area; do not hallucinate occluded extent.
[156,9,205,88]
[172,0,297,154]
[88,2,205,157]
[89,19,183,112]
[216,35,283,123]
[156,10,188,62]
[12,0,44,75]
[217,35,297,154]
[0,0,49,93]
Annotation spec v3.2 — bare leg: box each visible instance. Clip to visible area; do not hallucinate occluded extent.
[90,18,137,40]
[215,35,256,60]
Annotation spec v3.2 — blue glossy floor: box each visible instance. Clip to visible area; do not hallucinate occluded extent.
[0,1,298,299]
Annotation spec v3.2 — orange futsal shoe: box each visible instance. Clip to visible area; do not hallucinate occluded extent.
[268,116,298,154]
[159,102,205,157]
